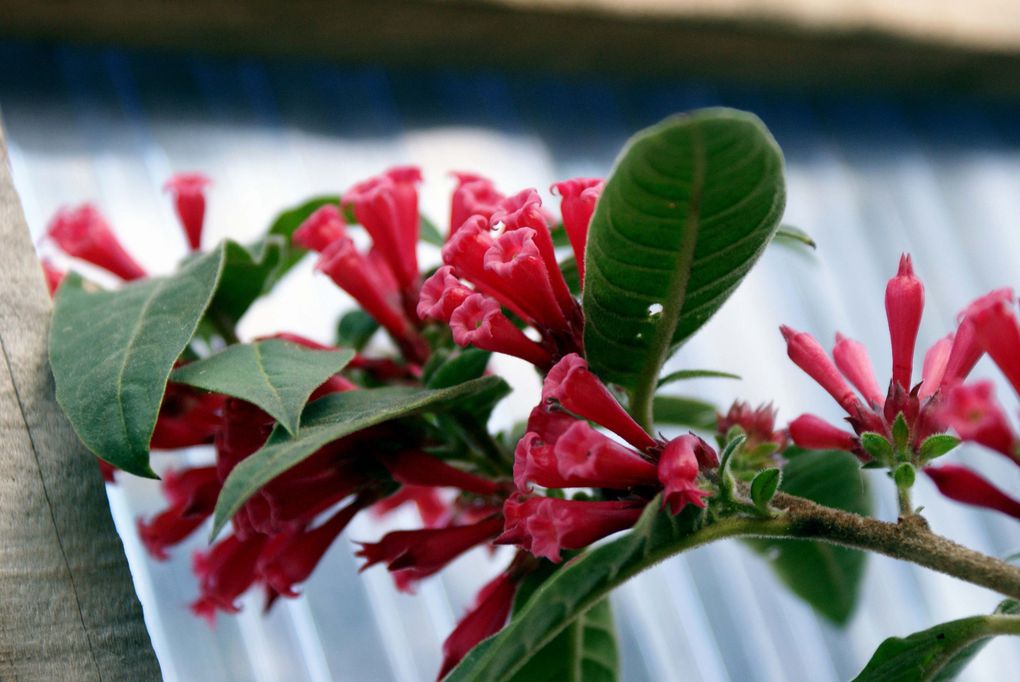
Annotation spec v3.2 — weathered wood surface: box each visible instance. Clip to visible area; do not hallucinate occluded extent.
[0,125,161,680]
[0,0,1019,95]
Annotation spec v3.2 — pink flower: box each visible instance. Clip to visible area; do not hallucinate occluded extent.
[138,467,221,560]
[781,326,861,414]
[885,254,925,390]
[833,333,885,408]
[484,228,567,329]
[543,354,657,452]
[292,204,347,252]
[969,291,1020,395]
[658,434,713,514]
[450,172,505,236]
[919,333,953,401]
[788,414,859,454]
[438,571,516,680]
[373,485,450,528]
[40,259,65,296]
[164,172,211,251]
[449,294,553,368]
[357,515,503,591]
[497,495,643,562]
[191,534,268,622]
[381,449,500,496]
[550,177,602,284]
[925,465,1020,519]
[47,204,146,280]
[417,266,473,322]
[717,401,787,451]
[940,381,1018,462]
[343,166,422,291]
[553,421,658,487]
[939,289,1013,390]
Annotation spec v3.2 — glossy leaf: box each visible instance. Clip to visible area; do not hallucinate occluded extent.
[206,238,285,329]
[657,368,740,387]
[651,395,718,430]
[425,349,492,390]
[853,600,1020,682]
[774,224,816,250]
[582,108,785,391]
[509,598,617,682]
[336,309,380,350]
[49,246,226,477]
[746,449,871,624]
[750,468,782,510]
[171,339,354,435]
[445,502,704,682]
[212,376,505,538]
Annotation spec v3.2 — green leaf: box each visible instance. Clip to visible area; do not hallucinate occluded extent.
[425,349,491,389]
[919,434,961,462]
[746,449,871,624]
[212,376,505,538]
[750,468,782,510]
[582,108,785,391]
[509,598,617,682]
[445,502,705,682]
[206,238,285,329]
[336,309,380,351]
[860,432,894,463]
[171,339,354,435]
[560,256,581,295]
[853,600,1020,682]
[657,368,740,387]
[893,463,916,489]
[651,395,717,429]
[49,246,226,477]
[420,215,445,246]
[892,413,910,453]
[773,224,816,250]
[267,195,341,272]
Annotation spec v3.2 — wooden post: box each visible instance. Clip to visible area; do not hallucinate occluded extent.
[0,125,161,680]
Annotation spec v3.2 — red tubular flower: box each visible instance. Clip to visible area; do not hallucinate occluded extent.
[781,326,861,414]
[940,381,1018,461]
[497,495,642,562]
[919,333,953,401]
[138,508,208,561]
[438,571,516,680]
[833,333,885,407]
[47,204,146,280]
[484,228,567,329]
[417,266,473,322]
[450,172,505,236]
[150,382,225,450]
[658,434,713,514]
[788,414,859,453]
[553,421,658,488]
[97,459,117,483]
[490,189,575,317]
[293,204,347,252]
[373,485,450,528]
[381,449,499,496]
[191,533,268,622]
[513,432,572,491]
[542,354,657,452]
[885,254,925,389]
[550,177,603,285]
[258,496,369,598]
[164,173,211,251]
[970,295,1020,395]
[343,166,422,291]
[925,465,1020,519]
[356,515,503,590]
[40,259,65,296]
[717,401,787,451]
[450,294,552,367]
[139,466,221,561]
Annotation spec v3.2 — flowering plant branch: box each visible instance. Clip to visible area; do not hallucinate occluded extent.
[42,108,1020,681]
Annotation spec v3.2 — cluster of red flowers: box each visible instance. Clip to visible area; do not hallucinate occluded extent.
[781,255,1020,518]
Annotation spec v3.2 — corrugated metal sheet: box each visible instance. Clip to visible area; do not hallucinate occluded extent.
[2,42,1019,681]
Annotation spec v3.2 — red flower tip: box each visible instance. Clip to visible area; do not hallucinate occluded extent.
[373,485,450,528]
[969,291,1020,396]
[833,333,885,407]
[382,449,499,496]
[781,325,862,414]
[919,333,953,401]
[658,435,713,514]
[939,381,1018,461]
[46,204,146,280]
[438,572,516,680]
[483,228,567,330]
[418,266,473,322]
[293,204,347,253]
[925,464,1020,519]
[40,259,65,297]
[542,354,657,452]
[550,177,603,284]
[788,414,859,454]
[449,293,553,367]
[885,253,925,390]
[450,172,505,236]
[164,172,211,251]
[717,401,786,451]
[553,421,658,488]
[192,534,268,617]
[497,495,643,562]
[343,166,422,290]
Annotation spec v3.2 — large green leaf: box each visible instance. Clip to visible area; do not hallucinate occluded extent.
[508,597,617,682]
[49,246,226,477]
[582,108,785,393]
[206,238,285,329]
[445,502,706,682]
[171,339,354,435]
[746,449,871,624]
[853,600,1020,682]
[211,376,506,538]
[651,395,718,430]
